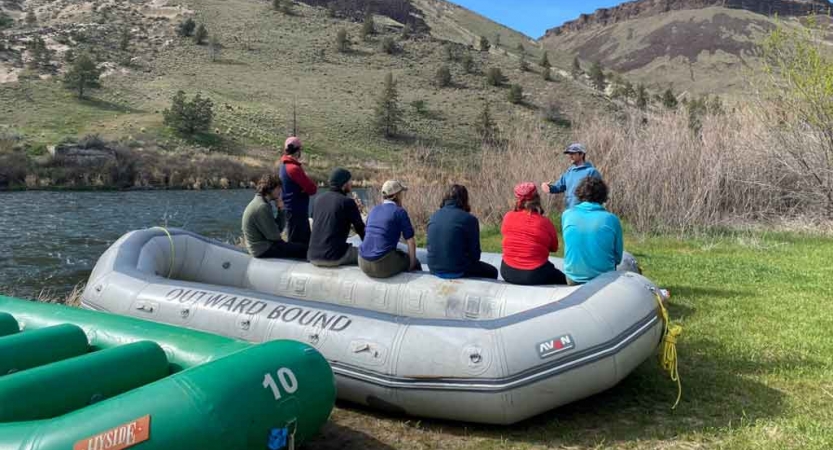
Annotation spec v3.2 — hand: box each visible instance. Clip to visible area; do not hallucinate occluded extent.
[540,182,550,193]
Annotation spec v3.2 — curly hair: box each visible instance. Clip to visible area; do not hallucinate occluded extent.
[441,184,471,212]
[256,174,282,196]
[575,176,609,204]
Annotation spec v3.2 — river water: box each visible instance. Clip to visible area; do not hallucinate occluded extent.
[0,189,369,299]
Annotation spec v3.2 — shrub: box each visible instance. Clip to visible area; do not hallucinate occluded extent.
[475,102,499,146]
[327,2,337,17]
[0,149,29,188]
[478,36,490,52]
[486,67,506,87]
[0,12,14,30]
[636,84,649,110]
[662,88,678,109]
[540,51,551,69]
[336,29,349,52]
[194,24,208,45]
[508,84,523,104]
[360,12,374,40]
[119,28,130,51]
[63,52,102,99]
[519,54,529,72]
[177,18,196,37]
[78,134,107,149]
[571,56,581,78]
[542,67,551,81]
[589,61,605,91]
[163,91,215,136]
[541,98,568,124]
[435,65,451,88]
[462,53,474,73]
[410,99,427,115]
[380,36,398,55]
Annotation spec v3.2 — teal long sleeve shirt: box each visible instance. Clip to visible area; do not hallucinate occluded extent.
[562,202,623,284]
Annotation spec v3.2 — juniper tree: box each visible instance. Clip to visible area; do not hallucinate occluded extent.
[163,91,214,135]
[194,24,207,45]
[508,84,523,104]
[360,12,374,40]
[486,67,506,87]
[542,67,552,81]
[63,52,102,99]
[373,73,403,138]
[435,65,451,88]
[636,84,649,110]
[380,37,398,55]
[540,51,551,69]
[475,102,499,145]
[0,12,13,30]
[571,56,581,78]
[589,61,605,91]
[519,53,529,72]
[27,36,52,71]
[662,87,678,109]
[336,28,349,52]
[479,36,490,52]
[177,18,196,37]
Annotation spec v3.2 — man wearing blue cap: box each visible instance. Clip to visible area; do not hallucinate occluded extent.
[541,143,603,210]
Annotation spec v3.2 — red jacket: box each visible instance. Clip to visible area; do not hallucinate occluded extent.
[501,210,559,270]
[279,155,317,213]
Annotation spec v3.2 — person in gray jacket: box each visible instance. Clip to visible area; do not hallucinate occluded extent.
[241,174,308,260]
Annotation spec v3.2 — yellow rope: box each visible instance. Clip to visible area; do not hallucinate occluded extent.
[152,227,175,279]
[655,292,683,409]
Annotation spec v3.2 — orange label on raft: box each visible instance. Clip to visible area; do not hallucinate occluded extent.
[73,415,151,450]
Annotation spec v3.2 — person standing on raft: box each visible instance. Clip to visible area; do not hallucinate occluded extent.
[541,143,602,210]
[500,182,567,285]
[359,180,422,278]
[308,168,366,267]
[242,174,308,260]
[279,136,317,246]
[427,184,498,280]
[562,177,623,285]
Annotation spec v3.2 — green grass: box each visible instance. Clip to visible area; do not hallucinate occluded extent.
[309,229,833,450]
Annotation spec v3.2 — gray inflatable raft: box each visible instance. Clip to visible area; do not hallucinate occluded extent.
[82,228,664,424]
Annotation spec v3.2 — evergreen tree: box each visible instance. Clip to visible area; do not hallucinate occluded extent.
[194,24,207,45]
[119,28,131,51]
[360,12,374,40]
[0,12,14,30]
[208,36,221,62]
[636,84,649,110]
[461,53,474,73]
[479,36,490,52]
[519,53,529,72]
[508,84,523,104]
[486,67,506,87]
[163,91,214,135]
[177,18,196,37]
[542,67,552,81]
[24,10,36,27]
[589,61,605,91]
[401,22,413,40]
[373,73,403,138]
[435,65,451,88]
[27,36,52,71]
[63,52,102,99]
[380,36,398,54]
[493,33,501,48]
[336,28,349,52]
[540,51,551,69]
[571,56,581,78]
[662,87,678,109]
[475,102,498,145]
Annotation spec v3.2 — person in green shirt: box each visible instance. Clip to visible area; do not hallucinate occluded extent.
[241,174,308,260]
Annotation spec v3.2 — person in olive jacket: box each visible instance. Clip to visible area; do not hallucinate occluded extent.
[427,184,498,279]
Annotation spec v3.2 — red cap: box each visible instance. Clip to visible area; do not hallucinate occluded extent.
[513,182,538,201]
[284,136,302,153]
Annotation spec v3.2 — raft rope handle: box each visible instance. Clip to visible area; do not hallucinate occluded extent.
[655,291,682,409]
[151,227,175,279]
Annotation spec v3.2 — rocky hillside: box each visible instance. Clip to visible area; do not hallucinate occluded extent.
[540,0,832,95]
[1,0,607,188]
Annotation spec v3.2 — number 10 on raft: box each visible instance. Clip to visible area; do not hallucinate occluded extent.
[263,368,298,400]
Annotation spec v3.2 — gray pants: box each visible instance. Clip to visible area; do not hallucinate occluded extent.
[359,250,421,278]
[310,246,359,267]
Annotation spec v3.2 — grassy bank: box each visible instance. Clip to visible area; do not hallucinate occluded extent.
[307,229,833,450]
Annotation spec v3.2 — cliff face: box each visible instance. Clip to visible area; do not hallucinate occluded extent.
[543,0,830,38]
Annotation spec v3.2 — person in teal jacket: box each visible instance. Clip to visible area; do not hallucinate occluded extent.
[561,176,623,284]
[541,143,602,210]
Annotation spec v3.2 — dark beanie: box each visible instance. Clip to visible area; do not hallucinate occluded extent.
[329,168,352,189]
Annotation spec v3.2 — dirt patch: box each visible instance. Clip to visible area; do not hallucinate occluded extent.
[0,62,21,83]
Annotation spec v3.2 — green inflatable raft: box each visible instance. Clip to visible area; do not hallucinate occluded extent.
[0,295,336,450]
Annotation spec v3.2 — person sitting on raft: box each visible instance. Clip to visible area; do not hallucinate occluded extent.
[279,136,317,247]
[427,184,498,280]
[500,182,567,285]
[359,180,422,278]
[308,168,366,267]
[242,174,308,260]
[562,177,623,285]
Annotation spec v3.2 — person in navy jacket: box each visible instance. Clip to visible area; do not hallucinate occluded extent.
[427,185,498,279]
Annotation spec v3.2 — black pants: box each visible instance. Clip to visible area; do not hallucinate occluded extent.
[285,210,311,246]
[500,260,567,286]
[259,240,308,260]
[462,261,499,280]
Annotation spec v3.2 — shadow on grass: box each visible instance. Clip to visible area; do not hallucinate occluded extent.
[78,97,142,114]
[305,421,396,450]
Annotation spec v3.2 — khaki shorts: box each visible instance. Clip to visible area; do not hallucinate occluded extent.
[310,245,359,267]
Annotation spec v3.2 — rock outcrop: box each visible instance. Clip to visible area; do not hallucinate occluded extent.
[543,0,830,38]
